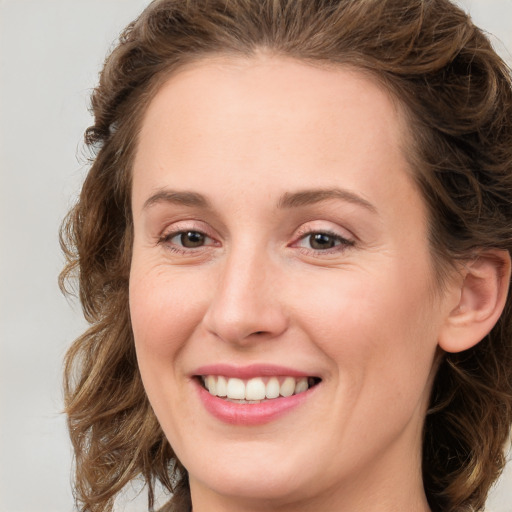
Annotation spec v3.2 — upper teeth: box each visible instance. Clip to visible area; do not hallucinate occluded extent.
[202,376,311,401]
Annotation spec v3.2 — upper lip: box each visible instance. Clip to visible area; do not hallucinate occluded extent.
[193,363,315,379]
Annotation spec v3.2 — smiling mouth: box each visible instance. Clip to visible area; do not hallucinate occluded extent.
[198,375,321,403]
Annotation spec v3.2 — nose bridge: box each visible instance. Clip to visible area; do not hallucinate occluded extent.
[203,239,287,344]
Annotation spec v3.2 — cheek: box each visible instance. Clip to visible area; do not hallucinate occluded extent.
[293,261,439,393]
[128,266,208,432]
[129,265,208,358]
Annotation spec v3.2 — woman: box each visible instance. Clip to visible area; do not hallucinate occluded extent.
[60,0,512,511]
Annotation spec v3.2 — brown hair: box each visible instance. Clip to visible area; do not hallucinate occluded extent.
[60,1,512,511]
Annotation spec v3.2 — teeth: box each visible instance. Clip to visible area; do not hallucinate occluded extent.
[246,377,266,400]
[216,376,227,397]
[205,375,216,395]
[280,377,295,397]
[202,375,316,401]
[295,377,308,394]
[226,378,245,399]
[266,377,280,399]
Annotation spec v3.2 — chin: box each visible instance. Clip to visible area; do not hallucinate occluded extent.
[182,441,319,503]
[191,465,311,505]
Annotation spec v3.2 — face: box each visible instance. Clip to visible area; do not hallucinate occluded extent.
[129,56,451,510]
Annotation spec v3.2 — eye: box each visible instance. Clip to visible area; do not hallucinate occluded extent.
[294,231,354,252]
[159,229,217,252]
[305,233,340,250]
[172,230,208,248]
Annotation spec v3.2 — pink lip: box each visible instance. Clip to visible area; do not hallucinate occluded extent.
[192,364,320,425]
[193,363,311,379]
[194,379,316,425]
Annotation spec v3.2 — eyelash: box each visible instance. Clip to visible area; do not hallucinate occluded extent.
[157,227,355,255]
[292,229,355,255]
[158,229,217,255]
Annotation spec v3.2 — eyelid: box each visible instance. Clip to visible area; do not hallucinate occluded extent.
[159,220,215,238]
[294,231,353,249]
[157,220,220,249]
[293,221,355,242]
[163,230,215,246]
[290,222,356,254]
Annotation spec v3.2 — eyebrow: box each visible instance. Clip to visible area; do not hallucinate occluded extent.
[143,187,377,214]
[143,190,212,210]
[277,188,377,213]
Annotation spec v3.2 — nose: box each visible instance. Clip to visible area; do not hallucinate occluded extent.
[202,245,289,346]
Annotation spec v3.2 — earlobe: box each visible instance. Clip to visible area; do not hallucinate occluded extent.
[438,250,511,353]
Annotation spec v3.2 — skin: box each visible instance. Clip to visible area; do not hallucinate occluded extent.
[129,55,462,512]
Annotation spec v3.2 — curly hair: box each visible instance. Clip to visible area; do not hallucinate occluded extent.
[60,1,512,511]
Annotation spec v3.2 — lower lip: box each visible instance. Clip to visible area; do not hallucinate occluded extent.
[195,379,316,426]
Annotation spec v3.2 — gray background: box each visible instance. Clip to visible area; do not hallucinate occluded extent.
[0,1,511,511]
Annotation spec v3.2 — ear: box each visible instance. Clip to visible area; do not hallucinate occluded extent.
[438,250,511,353]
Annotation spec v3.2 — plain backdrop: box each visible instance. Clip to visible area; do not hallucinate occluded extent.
[0,1,511,511]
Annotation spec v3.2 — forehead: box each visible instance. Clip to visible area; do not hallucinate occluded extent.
[139,55,407,144]
[132,55,418,221]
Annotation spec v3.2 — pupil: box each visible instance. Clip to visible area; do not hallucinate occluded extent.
[311,233,335,249]
[181,231,205,248]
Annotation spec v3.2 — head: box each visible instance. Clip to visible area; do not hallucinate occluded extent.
[60,1,512,511]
